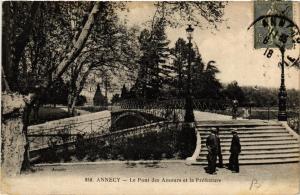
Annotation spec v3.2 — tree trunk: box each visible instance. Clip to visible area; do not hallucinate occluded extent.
[33,103,40,122]
[1,2,39,175]
[67,93,75,116]
[1,68,11,92]
[11,2,41,91]
[1,93,28,176]
[71,96,78,116]
[21,104,32,172]
[2,3,13,92]
[53,1,101,80]
[68,65,93,116]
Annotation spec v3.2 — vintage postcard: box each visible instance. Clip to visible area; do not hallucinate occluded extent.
[1,1,300,195]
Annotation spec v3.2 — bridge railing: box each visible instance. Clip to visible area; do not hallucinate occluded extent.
[113,98,228,110]
[111,98,229,121]
[111,106,185,122]
[87,120,180,142]
[28,116,111,151]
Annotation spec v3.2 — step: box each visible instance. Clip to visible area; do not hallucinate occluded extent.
[197,127,286,132]
[196,120,280,124]
[200,136,296,142]
[199,133,292,138]
[193,122,299,165]
[198,154,300,160]
[200,140,298,145]
[200,144,300,151]
[197,126,285,131]
[196,123,281,128]
[199,129,288,134]
[199,148,300,155]
[197,128,286,133]
[192,157,300,165]
[197,153,300,161]
[200,140,299,147]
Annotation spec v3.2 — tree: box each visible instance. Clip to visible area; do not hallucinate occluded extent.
[131,2,226,101]
[76,95,87,106]
[2,2,41,92]
[154,2,226,29]
[167,38,223,100]
[223,81,245,104]
[169,38,189,97]
[191,58,223,99]
[134,18,170,99]
[1,1,227,175]
[2,1,104,175]
[121,85,129,100]
[64,8,140,115]
[241,86,300,108]
[40,78,69,106]
[111,94,120,104]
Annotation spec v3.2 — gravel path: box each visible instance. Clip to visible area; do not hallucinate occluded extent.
[194,111,235,121]
[3,162,299,195]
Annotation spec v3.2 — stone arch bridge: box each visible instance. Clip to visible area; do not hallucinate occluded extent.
[110,109,165,131]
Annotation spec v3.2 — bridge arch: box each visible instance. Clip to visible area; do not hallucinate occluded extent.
[111,111,150,131]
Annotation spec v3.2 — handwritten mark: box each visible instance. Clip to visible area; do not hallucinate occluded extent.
[250,178,261,190]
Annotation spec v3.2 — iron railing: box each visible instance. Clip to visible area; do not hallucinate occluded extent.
[112,98,228,111]
[28,116,111,151]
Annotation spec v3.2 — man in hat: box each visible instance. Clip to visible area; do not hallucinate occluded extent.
[228,129,241,173]
[215,127,223,168]
[205,128,218,174]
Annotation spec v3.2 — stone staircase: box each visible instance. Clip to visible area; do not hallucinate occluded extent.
[194,120,300,165]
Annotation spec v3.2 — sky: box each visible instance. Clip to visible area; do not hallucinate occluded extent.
[121,1,300,90]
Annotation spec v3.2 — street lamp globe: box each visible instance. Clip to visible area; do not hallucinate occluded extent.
[186,24,194,41]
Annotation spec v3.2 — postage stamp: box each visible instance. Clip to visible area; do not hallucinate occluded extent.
[254,1,293,49]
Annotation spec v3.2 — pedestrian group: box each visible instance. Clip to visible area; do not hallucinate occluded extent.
[205,127,241,174]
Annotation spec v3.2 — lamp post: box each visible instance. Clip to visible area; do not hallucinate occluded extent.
[184,24,195,123]
[278,46,287,121]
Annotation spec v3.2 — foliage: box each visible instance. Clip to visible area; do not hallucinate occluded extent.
[130,34,223,101]
[168,38,189,97]
[36,123,183,163]
[242,86,277,107]
[154,2,226,29]
[222,81,246,104]
[111,94,120,104]
[59,2,139,115]
[191,51,223,99]
[86,123,181,160]
[242,86,300,108]
[288,116,299,135]
[39,78,69,106]
[76,95,87,106]
[120,84,130,99]
[122,2,226,102]
[132,18,170,100]
[76,106,107,113]
[29,107,69,125]
[2,1,125,171]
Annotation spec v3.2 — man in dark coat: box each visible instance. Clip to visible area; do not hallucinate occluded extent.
[215,127,223,168]
[206,128,218,174]
[228,129,241,173]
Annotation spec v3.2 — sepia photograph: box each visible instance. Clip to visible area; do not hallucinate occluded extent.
[1,1,300,194]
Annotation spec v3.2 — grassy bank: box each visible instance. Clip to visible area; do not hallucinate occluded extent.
[29,107,69,125]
